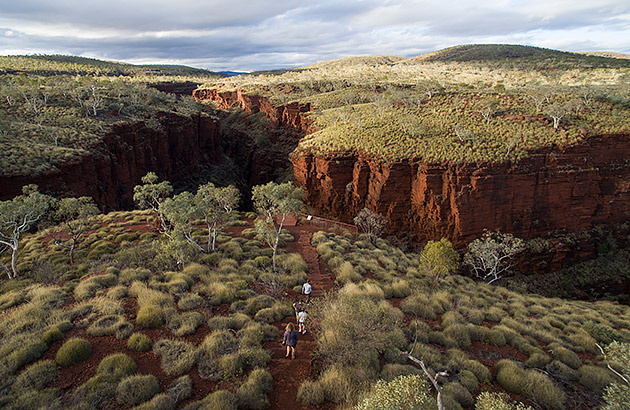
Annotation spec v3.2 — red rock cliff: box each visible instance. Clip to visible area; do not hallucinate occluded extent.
[193,88,312,133]
[293,133,630,245]
[0,112,221,210]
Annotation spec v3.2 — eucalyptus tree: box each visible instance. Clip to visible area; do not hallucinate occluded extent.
[463,231,525,284]
[252,182,304,271]
[50,197,100,264]
[0,185,52,278]
[354,208,387,244]
[159,183,240,254]
[133,172,173,232]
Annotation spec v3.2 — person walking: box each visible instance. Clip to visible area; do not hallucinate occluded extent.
[297,309,308,334]
[282,323,298,359]
[302,279,312,305]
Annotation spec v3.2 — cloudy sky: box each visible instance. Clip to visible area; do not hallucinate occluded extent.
[0,0,628,72]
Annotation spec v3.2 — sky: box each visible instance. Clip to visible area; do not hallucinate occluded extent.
[0,0,628,72]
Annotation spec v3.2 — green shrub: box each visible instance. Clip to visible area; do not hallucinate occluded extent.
[136,305,164,328]
[153,339,197,376]
[496,359,565,409]
[208,313,251,331]
[168,311,204,336]
[526,352,551,368]
[443,324,472,349]
[457,369,479,394]
[546,360,580,381]
[297,380,325,405]
[318,366,352,403]
[0,340,48,376]
[444,381,474,408]
[578,365,617,394]
[236,368,273,410]
[41,327,64,346]
[355,374,435,410]
[128,332,153,352]
[380,363,420,381]
[116,374,160,406]
[56,338,92,366]
[87,314,134,338]
[401,294,436,320]
[602,341,630,410]
[97,353,137,381]
[185,389,237,410]
[475,392,534,410]
[552,346,581,369]
[583,320,621,344]
[14,360,58,392]
[178,293,204,310]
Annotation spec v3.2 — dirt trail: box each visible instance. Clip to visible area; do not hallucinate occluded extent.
[265,224,335,410]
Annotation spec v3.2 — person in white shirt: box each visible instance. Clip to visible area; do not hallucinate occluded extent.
[297,309,308,334]
[302,279,312,305]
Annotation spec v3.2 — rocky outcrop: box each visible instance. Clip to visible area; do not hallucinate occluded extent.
[293,133,630,247]
[193,88,313,133]
[193,88,313,190]
[0,112,221,211]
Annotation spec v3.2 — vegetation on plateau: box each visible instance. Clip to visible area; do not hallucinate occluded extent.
[0,55,219,176]
[199,44,630,164]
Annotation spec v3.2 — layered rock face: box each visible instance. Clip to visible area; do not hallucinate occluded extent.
[193,88,312,188]
[293,133,630,245]
[0,112,221,211]
[193,87,630,250]
[193,88,312,133]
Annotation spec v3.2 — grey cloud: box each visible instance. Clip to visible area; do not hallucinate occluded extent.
[0,0,628,71]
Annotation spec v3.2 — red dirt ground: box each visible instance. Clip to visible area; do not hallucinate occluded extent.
[42,221,336,410]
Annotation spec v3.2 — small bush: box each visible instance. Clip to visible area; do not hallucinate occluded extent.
[56,338,92,366]
[578,365,617,394]
[457,369,479,394]
[496,359,565,409]
[355,374,435,410]
[236,368,273,410]
[185,389,237,410]
[475,392,534,410]
[552,346,581,369]
[401,294,436,320]
[14,360,58,392]
[444,381,474,408]
[168,311,204,336]
[41,327,64,346]
[318,366,352,403]
[297,380,325,405]
[380,363,420,381]
[546,360,580,381]
[153,339,197,376]
[97,353,137,381]
[128,332,153,352]
[136,305,164,328]
[178,293,204,310]
[116,374,160,406]
[87,314,134,338]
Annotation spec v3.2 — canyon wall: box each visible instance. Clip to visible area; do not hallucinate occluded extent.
[194,87,630,262]
[0,111,221,211]
[293,133,630,246]
[193,88,312,133]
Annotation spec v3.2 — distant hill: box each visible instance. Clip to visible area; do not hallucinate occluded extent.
[0,54,222,78]
[413,44,630,68]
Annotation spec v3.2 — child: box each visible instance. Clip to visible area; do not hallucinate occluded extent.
[282,323,298,359]
[302,279,312,305]
[297,309,308,334]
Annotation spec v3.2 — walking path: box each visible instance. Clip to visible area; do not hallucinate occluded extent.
[265,224,335,410]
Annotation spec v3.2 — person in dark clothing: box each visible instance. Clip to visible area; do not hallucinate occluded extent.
[282,322,298,359]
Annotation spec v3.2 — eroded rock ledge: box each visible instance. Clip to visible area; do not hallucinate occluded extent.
[1,112,221,211]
